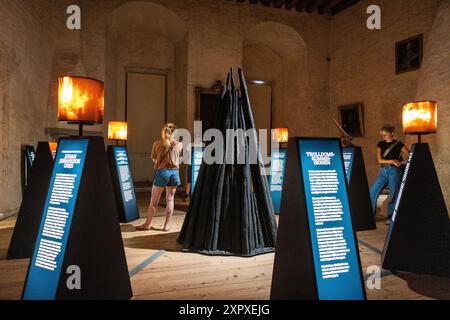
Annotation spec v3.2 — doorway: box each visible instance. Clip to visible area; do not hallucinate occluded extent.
[248,81,273,169]
[126,72,167,185]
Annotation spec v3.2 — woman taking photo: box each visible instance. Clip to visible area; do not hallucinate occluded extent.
[137,123,183,232]
[370,124,410,225]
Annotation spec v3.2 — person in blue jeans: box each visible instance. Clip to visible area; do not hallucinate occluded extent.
[370,124,410,225]
[137,123,183,232]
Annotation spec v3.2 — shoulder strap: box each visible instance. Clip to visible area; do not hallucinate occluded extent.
[159,141,176,163]
[383,141,400,158]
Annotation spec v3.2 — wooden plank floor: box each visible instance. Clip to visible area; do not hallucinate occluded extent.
[1,205,449,300]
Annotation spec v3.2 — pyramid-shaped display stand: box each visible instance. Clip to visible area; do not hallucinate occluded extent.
[382,143,450,277]
[8,142,54,259]
[271,138,366,300]
[22,137,132,300]
[107,145,140,223]
[346,146,376,231]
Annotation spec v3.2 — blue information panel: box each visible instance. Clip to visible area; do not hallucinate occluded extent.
[26,147,36,166]
[23,139,89,300]
[298,139,364,300]
[342,147,355,183]
[113,146,139,222]
[191,147,204,194]
[269,149,287,214]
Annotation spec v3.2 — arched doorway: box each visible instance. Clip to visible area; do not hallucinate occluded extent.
[106,1,188,184]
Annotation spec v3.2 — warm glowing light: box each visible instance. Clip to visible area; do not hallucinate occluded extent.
[48,142,58,159]
[402,101,437,134]
[58,76,104,123]
[108,121,128,141]
[273,128,289,143]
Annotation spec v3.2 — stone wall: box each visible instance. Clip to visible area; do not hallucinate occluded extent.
[415,0,450,210]
[329,0,440,184]
[2,0,449,215]
[0,0,61,217]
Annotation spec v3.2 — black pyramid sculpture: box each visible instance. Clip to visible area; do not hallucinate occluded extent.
[177,69,278,256]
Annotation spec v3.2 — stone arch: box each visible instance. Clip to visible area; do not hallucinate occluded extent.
[243,22,316,136]
[105,1,189,182]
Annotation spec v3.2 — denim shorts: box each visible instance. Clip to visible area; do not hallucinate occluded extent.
[153,169,180,187]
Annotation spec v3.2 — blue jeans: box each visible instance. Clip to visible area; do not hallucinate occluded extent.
[370,166,401,220]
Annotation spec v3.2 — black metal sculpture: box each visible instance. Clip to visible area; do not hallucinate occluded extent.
[177,69,278,256]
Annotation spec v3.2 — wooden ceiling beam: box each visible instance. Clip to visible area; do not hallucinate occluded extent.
[284,0,298,9]
[273,0,285,8]
[330,0,360,15]
[296,0,313,12]
[306,0,329,13]
[317,0,341,14]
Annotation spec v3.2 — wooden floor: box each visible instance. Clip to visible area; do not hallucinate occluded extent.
[1,195,449,300]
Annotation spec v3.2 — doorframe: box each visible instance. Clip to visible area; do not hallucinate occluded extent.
[247,79,274,131]
[247,79,274,153]
[124,67,169,123]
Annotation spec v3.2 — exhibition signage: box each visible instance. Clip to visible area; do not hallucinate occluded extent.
[23,139,88,300]
[382,143,450,277]
[191,147,204,194]
[22,137,133,300]
[342,148,354,182]
[271,138,366,300]
[343,147,376,231]
[268,149,287,214]
[8,142,54,259]
[22,145,36,193]
[107,146,139,223]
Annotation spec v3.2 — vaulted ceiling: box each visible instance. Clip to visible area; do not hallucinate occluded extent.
[233,0,361,15]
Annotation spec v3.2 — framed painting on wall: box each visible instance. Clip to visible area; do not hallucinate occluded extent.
[396,34,423,74]
[338,103,365,138]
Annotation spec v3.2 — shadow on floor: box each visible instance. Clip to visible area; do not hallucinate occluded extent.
[124,232,183,252]
[120,224,141,233]
[394,271,450,300]
[0,227,14,260]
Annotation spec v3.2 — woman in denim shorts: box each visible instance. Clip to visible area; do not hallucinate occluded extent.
[136,123,183,232]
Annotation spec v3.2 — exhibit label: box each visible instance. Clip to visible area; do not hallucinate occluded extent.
[269,149,287,213]
[191,147,204,194]
[22,139,88,300]
[342,148,355,183]
[113,146,139,221]
[298,139,364,300]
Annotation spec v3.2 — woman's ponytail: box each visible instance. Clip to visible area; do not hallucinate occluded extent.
[161,123,176,147]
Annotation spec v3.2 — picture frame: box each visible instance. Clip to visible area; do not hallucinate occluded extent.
[395,34,423,74]
[338,103,365,138]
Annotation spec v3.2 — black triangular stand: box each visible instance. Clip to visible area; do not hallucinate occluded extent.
[270,139,318,299]
[271,138,366,300]
[8,142,54,259]
[22,137,132,299]
[107,146,140,223]
[346,147,376,231]
[382,143,450,277]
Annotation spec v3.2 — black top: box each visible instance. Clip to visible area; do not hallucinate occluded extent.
[377,140,405,161]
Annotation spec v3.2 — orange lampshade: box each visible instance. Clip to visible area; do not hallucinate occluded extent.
[58,76,104,123]
[273,128,289,144]
[402,101,437,134]
[108,121,128,141]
